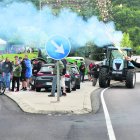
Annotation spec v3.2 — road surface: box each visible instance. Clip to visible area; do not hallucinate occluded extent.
[0,74,140,140]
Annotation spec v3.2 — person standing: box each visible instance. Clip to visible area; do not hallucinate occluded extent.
[48,60,64,97]
[79,62,86,82]
[2,57,13,91]
[11,60,22,92]
[31,59,42,90]
[19,57,27,91]
[24,55,32,90]
[61,59,67,96]
[88,62,94,81]
[32,59,42,76]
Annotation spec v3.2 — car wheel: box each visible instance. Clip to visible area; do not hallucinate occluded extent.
[76,85,80,89]
[72,85,76,91]
[72,81,76,91]
[36,88,41,92]
[45,88,48,91]
[66,82,71,93]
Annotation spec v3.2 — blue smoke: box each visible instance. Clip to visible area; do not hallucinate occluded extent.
[0,1,123,48]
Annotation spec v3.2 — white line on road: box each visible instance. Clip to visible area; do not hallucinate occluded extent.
[101,88,116,140]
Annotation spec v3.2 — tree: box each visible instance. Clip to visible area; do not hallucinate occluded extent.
[121,32,132,48]
[95,0,113,21]
[112,2,140,51]
[128,27,140,49]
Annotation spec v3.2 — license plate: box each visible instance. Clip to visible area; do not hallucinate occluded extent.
[46,82,52,85]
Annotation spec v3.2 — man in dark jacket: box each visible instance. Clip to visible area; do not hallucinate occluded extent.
[2,57,13,91]
[32,59,42,76]
[79,62,86,82]
[20,57,27,91]
[30,59,42,90]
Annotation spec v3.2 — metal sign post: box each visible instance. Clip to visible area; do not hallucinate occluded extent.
[46,35,71,102]
[57,60,60,101]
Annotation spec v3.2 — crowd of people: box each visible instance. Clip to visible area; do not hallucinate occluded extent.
[0,55,41,92]
[0,54,103,95]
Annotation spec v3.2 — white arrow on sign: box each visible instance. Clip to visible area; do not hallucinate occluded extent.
[51,40,64,54]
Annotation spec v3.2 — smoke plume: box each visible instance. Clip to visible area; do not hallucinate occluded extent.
[0,1,123,48]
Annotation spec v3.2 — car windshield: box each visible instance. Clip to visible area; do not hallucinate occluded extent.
[40,66,53,72]
[111,50,127,59]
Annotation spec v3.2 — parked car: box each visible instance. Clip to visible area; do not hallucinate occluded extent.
[35,63,81,92]
[65,64,81,92]
[35,64,54,92]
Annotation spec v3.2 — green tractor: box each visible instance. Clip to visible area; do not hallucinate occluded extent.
[99,46,136,88]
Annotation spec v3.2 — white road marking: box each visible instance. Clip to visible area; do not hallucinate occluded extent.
[101,88,116,140]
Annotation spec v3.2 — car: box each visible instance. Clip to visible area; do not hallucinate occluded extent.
[35,64,54,92]
[65,64,81,92]
[35,63,81,92]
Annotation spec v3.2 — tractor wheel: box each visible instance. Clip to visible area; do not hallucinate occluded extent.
[99,67,110,88]
[66,82,72,93]
[126,70,136,88]
[76,85,80,89]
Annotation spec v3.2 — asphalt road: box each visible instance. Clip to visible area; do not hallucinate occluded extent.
[102,74,140,140]
[0,73,140,140]
[0,94,109,140]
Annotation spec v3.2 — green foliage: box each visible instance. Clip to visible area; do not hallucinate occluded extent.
[128,27,140,48]
[1,52,38,62]
[78,0,99,18]
[121,32,132,48]
[134,46,140,55]
[112,1,140,53]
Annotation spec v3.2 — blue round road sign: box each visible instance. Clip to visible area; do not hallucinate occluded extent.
[46,35,71,60]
